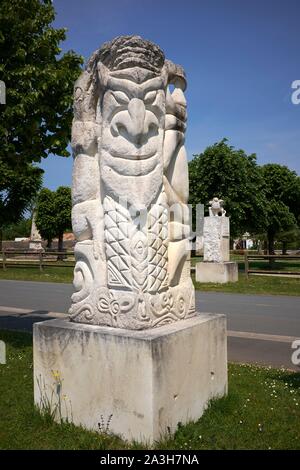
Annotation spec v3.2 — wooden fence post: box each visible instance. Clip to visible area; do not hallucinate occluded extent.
[2,250,6,271]
[244,250,249,279]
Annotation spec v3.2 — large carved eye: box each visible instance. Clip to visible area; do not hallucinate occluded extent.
[112,91,130,105]
[144,90,157,105]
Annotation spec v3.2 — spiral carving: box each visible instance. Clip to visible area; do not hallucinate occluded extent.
[71,259,93,304]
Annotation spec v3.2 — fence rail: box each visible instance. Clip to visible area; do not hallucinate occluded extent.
[0,250,75,271]
[244,252,300,278]
[1,250,300,279]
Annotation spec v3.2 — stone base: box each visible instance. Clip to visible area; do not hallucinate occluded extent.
[33,314,227,443]
[196,261,238,283]
[29,240,43,251]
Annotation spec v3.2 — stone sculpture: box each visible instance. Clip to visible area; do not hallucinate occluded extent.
[204,198,229,263]
[33,37,228,443]
[196,197,238,283]
[29,211,43,251]
[69,35,195,329]
[208,197,226,217]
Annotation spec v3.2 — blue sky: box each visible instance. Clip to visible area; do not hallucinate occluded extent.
[41,0,300,188]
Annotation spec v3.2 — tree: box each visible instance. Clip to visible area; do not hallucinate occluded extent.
[0,160,42,249]
[260,164,300,254]
[0,0,82,248]
[0,0,83,168]
[2,218,32,240]
[35,186,71,253]
[277,228,300,254]
[54,186,72,253]
[189,139,267,238]
[34,188,56,248]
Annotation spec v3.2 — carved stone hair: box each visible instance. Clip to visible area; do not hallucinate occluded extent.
[84,35,186,91]
[86,35,165,74]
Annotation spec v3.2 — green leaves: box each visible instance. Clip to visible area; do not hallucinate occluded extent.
[0,0,83,167]
[2,219,32,240]
[188,139,267,237]
[260,164,300,238]
[0,0,82,237]
[0,158,43,228]
[188,140,300,250]
[35,186,71,243]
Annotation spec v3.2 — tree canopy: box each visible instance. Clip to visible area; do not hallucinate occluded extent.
[35,186,71,251]
[189,140,300,253]
[0,0,83,167]
[260,164,300,253]
[189,139,267,238]
[0,160,42,247]
[2,218,32,241]
[0,0,82,247]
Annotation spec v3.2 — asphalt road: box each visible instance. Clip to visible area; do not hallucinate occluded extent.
[0,279,299,370]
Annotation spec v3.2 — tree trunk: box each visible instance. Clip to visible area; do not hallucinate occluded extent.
[0,228,2,252]
[268,232,275,255]
[263,240,268,255]
[267,231,276,269]
[47,238,52,249]
[282,241,287,255]
[57,232,64,261]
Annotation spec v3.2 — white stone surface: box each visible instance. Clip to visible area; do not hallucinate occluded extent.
[203,216,230,263]
[69,35,195,329]
[29,241,43,251]
[208,197,226,217]
[196,261,238,283]
[33,315,227,443]
[29,211,43,251]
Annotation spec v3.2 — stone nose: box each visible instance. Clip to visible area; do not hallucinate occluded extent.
[127,99,159,145]
[112,98,159,145]
[127,98,146,144]
[128,98,146,137]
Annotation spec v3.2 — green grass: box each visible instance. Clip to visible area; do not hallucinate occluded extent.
[191,256,300,296]
[0,263,299,296]
[249,260,300,272]
[193,273,300,296]
[0,329,299,450]
[192,255,300,272]
[0,266,73,283]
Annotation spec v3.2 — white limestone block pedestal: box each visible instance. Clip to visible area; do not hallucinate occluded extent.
[33,314,227,443]
[196,261,238,283]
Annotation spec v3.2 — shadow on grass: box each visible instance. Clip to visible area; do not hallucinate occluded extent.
[0,328,32,349]
[274,371,300,389]
[0,313,65,334]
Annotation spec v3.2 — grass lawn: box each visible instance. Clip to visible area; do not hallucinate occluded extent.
[192,255,300,272]
[0,265,299,296]
[0,266,73,284]
[0,329,299,450]
[193,273,300,296]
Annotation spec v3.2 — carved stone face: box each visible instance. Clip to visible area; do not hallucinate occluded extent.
[99,67,167,209]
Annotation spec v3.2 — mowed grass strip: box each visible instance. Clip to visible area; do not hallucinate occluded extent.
[193,273,300,296]
[0,265,73,284]
[0,329,299,450]
[0,265,299,296]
